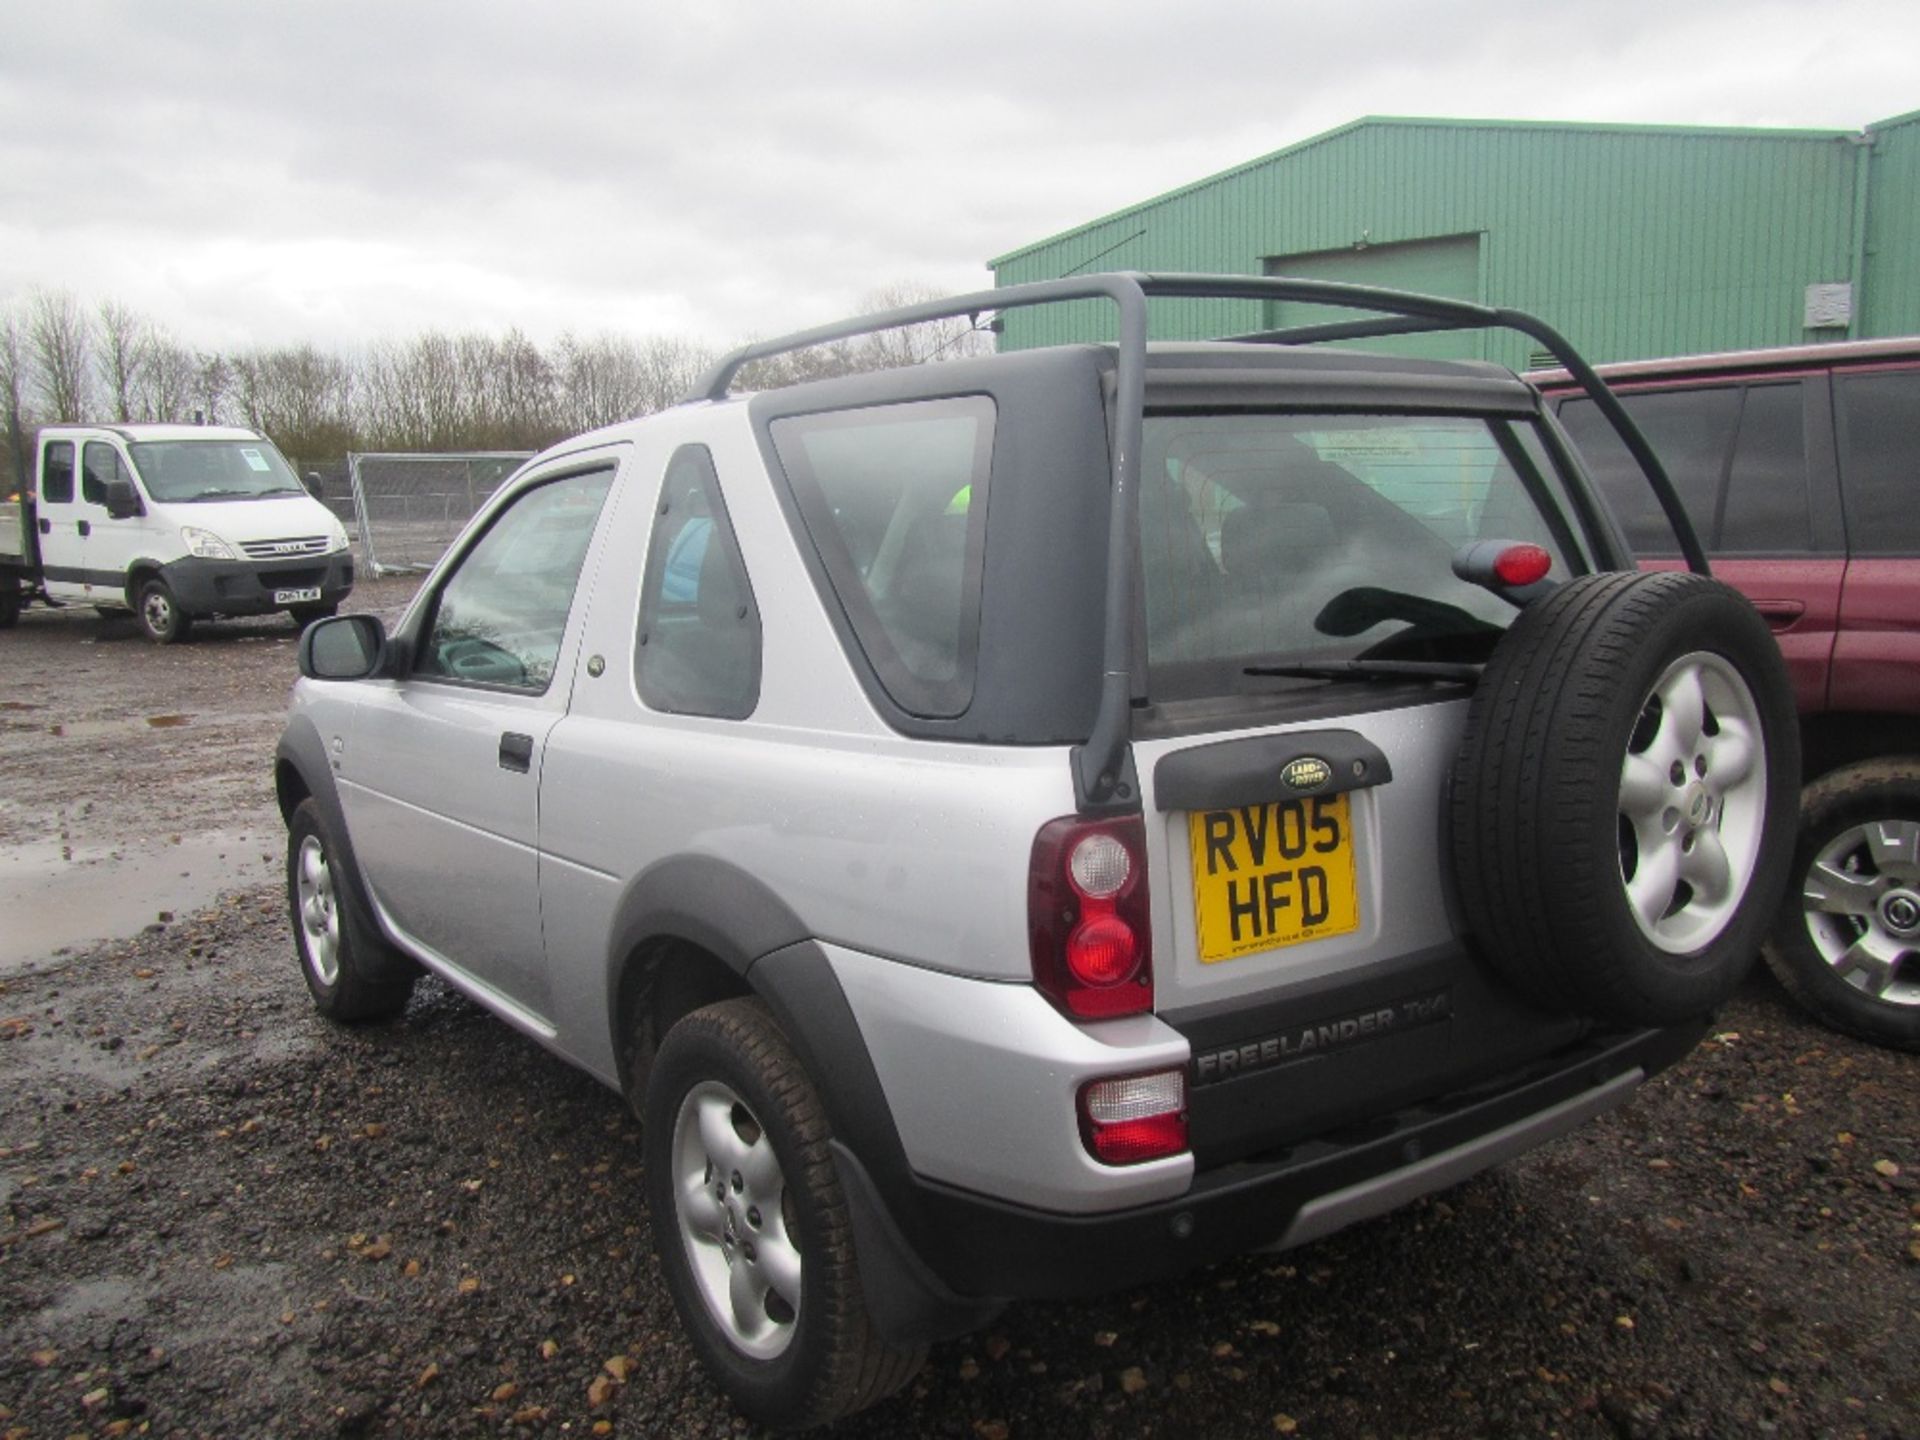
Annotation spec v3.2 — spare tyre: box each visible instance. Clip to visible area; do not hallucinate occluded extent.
[1448,571,1799,1027]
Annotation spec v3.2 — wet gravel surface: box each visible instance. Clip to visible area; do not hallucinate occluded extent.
[3,581,1918,1438]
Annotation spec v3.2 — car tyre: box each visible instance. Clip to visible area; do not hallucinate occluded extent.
[1762,760,1920,1051]
[0,582,18,629]
[136,578,191,644]
[1449,571,1800,1027]
[286,798,416,1022]
[644,998,925,1430]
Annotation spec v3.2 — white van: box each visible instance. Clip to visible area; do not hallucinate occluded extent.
[2,424,354,642]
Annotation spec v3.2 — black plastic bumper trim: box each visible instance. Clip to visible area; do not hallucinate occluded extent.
[886,1018,1706,1301]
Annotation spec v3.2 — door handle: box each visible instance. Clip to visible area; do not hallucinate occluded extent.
[1749,599,1804,631]
[77,520,91,537]
[38,517,50,534]
[498,732,534,774]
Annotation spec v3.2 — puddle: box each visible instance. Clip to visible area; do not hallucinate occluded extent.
[0,824,280,973]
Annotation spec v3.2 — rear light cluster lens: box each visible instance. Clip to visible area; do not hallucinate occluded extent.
[1078,1068,1187,1165]
[1029,815,1153,1019]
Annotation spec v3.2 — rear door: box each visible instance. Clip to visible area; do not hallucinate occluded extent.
[1831,365,1920,716]
[35,438,85,599]
[1556,377,1844,713]
[338,450,621,1020]
[1129,406,1601,1158]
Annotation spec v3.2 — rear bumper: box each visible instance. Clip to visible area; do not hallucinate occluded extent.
[842,1016,1703,1306]
[160,551,353,617]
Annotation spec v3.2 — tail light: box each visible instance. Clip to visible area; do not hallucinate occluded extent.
[1029,814,1152,1019]
[1078,1068,1187,1165]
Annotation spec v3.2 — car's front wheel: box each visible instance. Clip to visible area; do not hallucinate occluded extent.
[1763,760,1920,1051]
[136,578,191,644]
[286,798,415,1022]
[643,998,924,1430]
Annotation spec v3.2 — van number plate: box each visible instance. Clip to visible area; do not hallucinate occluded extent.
[274,587,322,604]
[1188,795,1360,963]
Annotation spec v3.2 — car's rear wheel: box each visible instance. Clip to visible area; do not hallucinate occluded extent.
[286,798,415,1022]
[1449,571,1800,1027]
[643,998,924,1430]
[1763,760,1920,1051]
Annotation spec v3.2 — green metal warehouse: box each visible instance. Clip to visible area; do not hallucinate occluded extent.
[988,110,1920,369]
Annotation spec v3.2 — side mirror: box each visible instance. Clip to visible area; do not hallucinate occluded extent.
[104,477,145,520]
[299,613,390,681]
[302,471,324,501]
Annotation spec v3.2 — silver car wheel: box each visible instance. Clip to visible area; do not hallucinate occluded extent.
[142,587,173,635]
[1617,651,1768,954]
[296,834,341,986]
[1799,819,1920,1007]
[670,1079,802,1361]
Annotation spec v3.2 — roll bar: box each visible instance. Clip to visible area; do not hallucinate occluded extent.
[692,273,1706,813]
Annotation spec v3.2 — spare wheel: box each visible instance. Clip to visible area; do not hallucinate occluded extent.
[1448,571,1799,1027]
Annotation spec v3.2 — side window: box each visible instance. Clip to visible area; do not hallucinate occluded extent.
[636,445,760,720]
[1836,370,1920,556]
[40,441,75,504]
[1719,381,1811,553]
[768,396,995,718]
[1558,387,1737,555]
[82,442,123,506]
[414,468,614,693]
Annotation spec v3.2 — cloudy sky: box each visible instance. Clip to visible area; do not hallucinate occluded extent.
[3,0,1916,355]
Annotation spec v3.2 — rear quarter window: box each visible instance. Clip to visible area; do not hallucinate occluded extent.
[768,396,994,718]
[1836,370,1920,556]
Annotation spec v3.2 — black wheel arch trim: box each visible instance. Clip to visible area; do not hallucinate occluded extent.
[273,717,413,983]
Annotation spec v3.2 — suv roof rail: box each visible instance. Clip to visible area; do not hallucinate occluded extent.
[694,272,1703,812]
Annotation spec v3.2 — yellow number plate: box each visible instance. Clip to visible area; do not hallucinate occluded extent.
[1188,794,1360,963]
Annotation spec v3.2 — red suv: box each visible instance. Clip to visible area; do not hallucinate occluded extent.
[1543,338,1920,1050]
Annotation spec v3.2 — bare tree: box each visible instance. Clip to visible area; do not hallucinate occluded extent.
[195,351,230,425]
[96,299,146,421]
[231,344,355,463]
[0,305,30,500]
[137,329,199,423]
[24,289,93,421]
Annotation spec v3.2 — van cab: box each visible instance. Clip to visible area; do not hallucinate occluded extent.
[23,423,354,641]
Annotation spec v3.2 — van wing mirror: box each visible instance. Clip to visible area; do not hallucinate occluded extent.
[104,477,144,520]
[302,471,324,501]
[299,614,390,681]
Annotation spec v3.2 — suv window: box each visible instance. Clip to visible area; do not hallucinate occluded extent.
[40,441,75,504]
[1836,370,1920,556]
[1139,412,1581,697]
[1558,381,1812,555]
[415,468,614,692]
[636,445,760,720]
[769,395,994,718]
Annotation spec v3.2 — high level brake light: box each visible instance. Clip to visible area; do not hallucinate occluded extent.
[1028,815,1153,1019]
[1452,539,1555,593]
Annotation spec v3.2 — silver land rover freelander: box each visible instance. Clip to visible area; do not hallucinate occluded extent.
[274,274,1800,1430]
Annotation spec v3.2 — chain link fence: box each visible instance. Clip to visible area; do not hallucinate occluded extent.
[346,452,532,575]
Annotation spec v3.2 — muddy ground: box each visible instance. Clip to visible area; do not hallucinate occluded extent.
[1,584,1917,1439]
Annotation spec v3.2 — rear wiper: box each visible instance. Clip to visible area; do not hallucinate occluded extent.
[1245,659,1482,683]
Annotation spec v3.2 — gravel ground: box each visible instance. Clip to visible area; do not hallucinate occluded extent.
[2,582,1918,1439]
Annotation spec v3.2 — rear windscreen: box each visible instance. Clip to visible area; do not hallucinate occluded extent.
[1140,412,1584,699]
